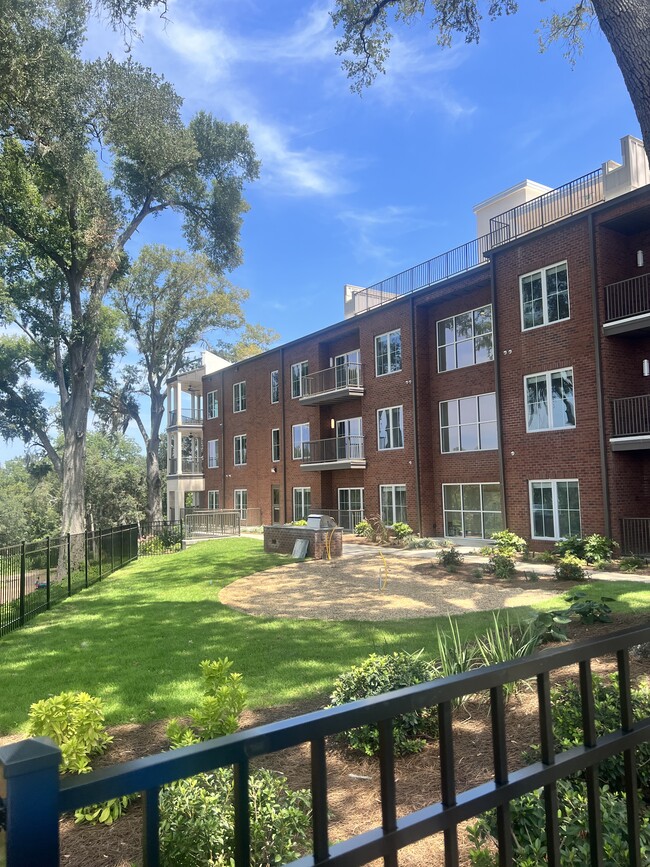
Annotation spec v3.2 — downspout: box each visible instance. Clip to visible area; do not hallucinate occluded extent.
[281,347,287,523]
[490,254,508,529]
[588,211,612,537]
[409,296,423,536]
[221,368,226,508]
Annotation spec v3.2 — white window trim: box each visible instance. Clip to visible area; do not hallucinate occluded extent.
[234,489,248,518]
[441,482,503,539]
[379,484,407,526]
[436,305,493,374]
[270,370,279,404]
[292,423,310,460]
[439,392,498,454]
[377,405,404,451]
[291,361,308,399]
[519,260,570,332]
[208,490,220,510]
[233,381,246,413]
[271,428,280,462]
[524,367,576,433]
[529,479,581,541]
[293,487,311,520]
[207,438,219,469]
[374,329,402,377]
[233,434,247,466]
[206,390,219,419]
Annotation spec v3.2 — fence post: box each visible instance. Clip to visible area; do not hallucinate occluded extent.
[45,537,51,610]
[99,530,103,582]
[110,527,115,575]
[66,534,71,597]
[0,737,61,867]
[84,531,89,588]
[179,518,183,548]
[18,542,25,627]
[119,525,124,569]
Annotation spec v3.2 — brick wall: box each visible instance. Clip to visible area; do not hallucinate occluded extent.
[263,526,343,559]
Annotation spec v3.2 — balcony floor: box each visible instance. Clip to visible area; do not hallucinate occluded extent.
[610,434,650,451]
[603,311,650,335]
[300,458,367,471]
[299,386,364,406]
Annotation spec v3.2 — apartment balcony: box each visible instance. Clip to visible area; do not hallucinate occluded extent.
[168,458,204,476]
[300,435,366,471]
[299,363,364,406]
[603,273,650,335]
[168,410,203,427]
[610,394,650,450]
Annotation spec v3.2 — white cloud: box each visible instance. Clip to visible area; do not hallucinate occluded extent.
[338,205,445,268]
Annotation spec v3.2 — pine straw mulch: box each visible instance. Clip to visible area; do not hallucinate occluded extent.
[47,614,650,867]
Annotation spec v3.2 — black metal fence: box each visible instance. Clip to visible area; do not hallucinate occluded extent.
[0,522,184,637]
[1,624,648,867]
[620,518,650,557]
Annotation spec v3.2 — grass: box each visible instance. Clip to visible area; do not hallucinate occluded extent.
[0,538,648,734]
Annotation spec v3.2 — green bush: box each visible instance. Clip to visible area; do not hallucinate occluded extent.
[407,536,438,549]
[354,520,371,537]
[485,552,516,580]
[536,550,557,564]
[583,534,618,563]
[437,546,463,570]
[554,535,587,560]
[159,768,311,867]
[467,779,650,866]
[391,521,414,541]
[435,618,477,682]
[490,530,527,555]
[291,519,307,526]
[554,554,587,582]
[564,591,614,624]
[475,614,540,695]
[620,555,645,573]
[329,651,438,756]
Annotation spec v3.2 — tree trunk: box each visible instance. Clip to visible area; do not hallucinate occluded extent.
[145,393,166,524]
[594,0,650,165]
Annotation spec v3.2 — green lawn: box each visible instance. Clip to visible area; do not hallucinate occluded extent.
[0,538,648,734]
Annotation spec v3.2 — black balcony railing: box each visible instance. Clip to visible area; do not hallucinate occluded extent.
[185,510,241,537]
[301,435,365,464]
[605,273,650,322]
[302,363,363,397]
[612,394,650,437]
[168,410,203,426]
[1,625,648,867]
[620,518,650,556]
[489,168,604,246]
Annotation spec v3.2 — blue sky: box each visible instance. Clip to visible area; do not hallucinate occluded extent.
[2,1,642,461]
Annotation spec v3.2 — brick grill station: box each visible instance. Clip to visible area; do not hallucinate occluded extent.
[263,525,343,559]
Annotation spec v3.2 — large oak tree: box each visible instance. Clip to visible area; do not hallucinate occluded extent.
[0,0,259,535]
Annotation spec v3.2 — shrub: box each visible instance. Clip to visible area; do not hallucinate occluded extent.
[354,520,371,537]
[554,554,587,582]
[564,591,614,624]
[159,768,311,867]
[292,519,307,526]
[554,535,586,559]
[476,614,540,681]
[467,779,650,867]
[437,546,463,570]
[524,570,540,582]
[329,651,438,756]
[583,534,618,564]
[407,536,438,549]
[391,521,414,542]
[469,568,484,582]
[620,555,645,572]
[527,610,573,643]
[484,552,516,580]
[490,530,527,555]
[435,618,478,684]
[536,550,557,564]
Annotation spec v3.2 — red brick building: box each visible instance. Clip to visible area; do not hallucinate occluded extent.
[167,135,650,552]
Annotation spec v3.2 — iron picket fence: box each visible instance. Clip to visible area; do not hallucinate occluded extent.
[1,625,648,867]
[0,521,184,637]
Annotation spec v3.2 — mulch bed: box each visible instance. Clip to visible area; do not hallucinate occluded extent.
[52,614,650,867]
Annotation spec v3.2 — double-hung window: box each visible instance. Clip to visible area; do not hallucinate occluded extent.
[437,306,493,372]
[293,487,311,521]
[233,381,246,413]
[530,480,581,540]
[375,330,402,376]
[291,361,308,398]
[271,370,279,404]
[208,490,220,510]
[525,368,575,431]
[207,439,219,469]
[380,485,407,525]
[272,428,281,462]
[377,406,404,450]
[206,390,219,419]
[520,262,569,330]
[233,434,247,466]
[442,483,503,538]
[440,393,497,452]
[292,423,310,460]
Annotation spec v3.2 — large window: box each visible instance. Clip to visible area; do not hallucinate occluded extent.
[292,423,310,460]
[380,484,407,525]
[375,329,402,376]
[291,361,308,398]
[272,428,280,462]
[338,488,364,531]
[233,381,246,413]
[207,439,219,469]
[271,370,279,404]
[442,483,502,538]
[437,306,493,372]
[440,393,497,453]
[525,368,575,431]
[293,487,311,521]
[530,480,581,540]
[208,490,220,510]
[335,349,361,388]
[233,434,247,466]
[377,406,404,450]
[234,489,248,520]
[207,390,219,419]
[520,262,569,330]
